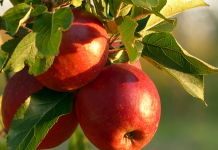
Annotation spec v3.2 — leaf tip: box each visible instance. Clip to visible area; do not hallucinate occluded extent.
[201,99,208,106]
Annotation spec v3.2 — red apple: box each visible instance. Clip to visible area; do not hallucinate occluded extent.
[76,63,161,150]
[1,67,78,149]
[35,8,109,92]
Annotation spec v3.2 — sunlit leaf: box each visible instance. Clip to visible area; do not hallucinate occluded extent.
[164,67,206,105]
[2,3,32,36]
[140,0,209,36]
[142,55,206,105]
[0,49,9,72]
[153,0,167,11]
[33,8,73,56]
[142,32,218,75]
[131,6,151,21]
[147,0,159,7]
[7,87,73,150]
[72,0,82,7]
[119,3,133,17]
[117,17,141,63]
[0,38,21,72]
[147,18,177,32]
[30,5,47,17]
[2,32,55,75]
[107,50,129,65]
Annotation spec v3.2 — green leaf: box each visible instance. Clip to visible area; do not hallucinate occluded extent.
[1,38,22,56]
[7,87,73,150]
[28,55,55,76]
[72,0,82,7]
[117,0,133,5]
[33,7,73,56]
[2,32,55,75]
[118,3,132,17]
[107,50,130,65]
[130,6,151,21]
[0,38,21,72]
[0,49,8,72]
[0,0,3,6]
[93,0,107,18]
[147,18,177,32]
[117,17,140,64]
[141,32,218,75]
[9,0,21,6]
[130,5,174,26]
[135,16,150,32]
[143,55,206,105]
[140,0,209,36]
[25,0,41,5]
[153,0,167,11]
[68,126,92,150]
[131,0,150,9]
[30,5,47,17]
[151,10,175,25]
[2,3,32,36]
[118,0,157,9]
[164,67,206,105]
[2,32,37,73]
[147,0,158,7]
[109,0,122,17]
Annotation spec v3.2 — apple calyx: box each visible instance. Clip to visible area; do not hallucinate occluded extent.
[124,131,134,139]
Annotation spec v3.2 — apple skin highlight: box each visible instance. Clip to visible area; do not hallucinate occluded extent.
[76,63,161,150]
[35,8,109,92]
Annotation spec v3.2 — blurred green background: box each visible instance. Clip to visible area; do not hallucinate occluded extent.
[1,0,218,149]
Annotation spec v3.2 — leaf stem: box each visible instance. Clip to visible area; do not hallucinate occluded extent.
[115,2,123,18]
[109,48,125,52]
[109,34,115,43]
[109,34,120,46]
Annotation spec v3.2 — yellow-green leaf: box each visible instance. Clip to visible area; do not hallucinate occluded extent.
[140,0,209,36]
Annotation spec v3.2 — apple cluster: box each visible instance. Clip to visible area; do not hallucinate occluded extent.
[1,8,161,150]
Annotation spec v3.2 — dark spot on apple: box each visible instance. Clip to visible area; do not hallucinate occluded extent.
[124,131,134,139]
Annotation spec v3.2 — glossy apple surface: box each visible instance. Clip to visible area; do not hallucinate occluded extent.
[35,8,109,92]
[1,67,78,149]
[76,63,161,150]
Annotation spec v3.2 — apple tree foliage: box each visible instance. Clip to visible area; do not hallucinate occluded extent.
[0,0,217,149]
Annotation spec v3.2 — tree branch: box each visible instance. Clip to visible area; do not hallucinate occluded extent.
[1,19,32,38]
